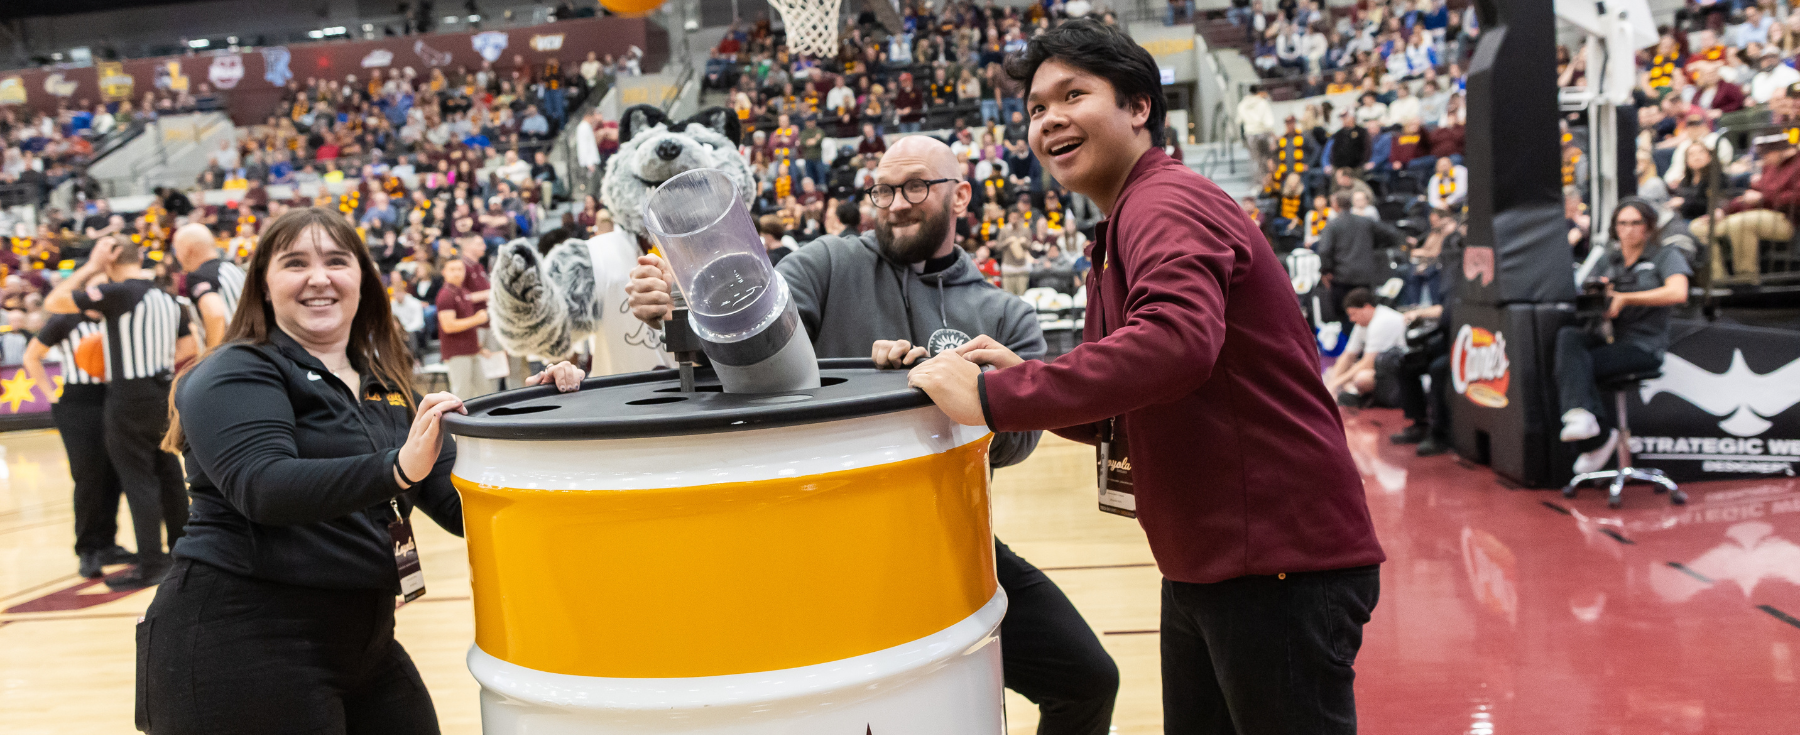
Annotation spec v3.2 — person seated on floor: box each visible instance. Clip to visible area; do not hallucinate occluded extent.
[1323,287,1409,408]
[1554,198,1691,475]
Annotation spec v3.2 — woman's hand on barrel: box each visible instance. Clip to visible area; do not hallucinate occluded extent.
[396,392,466,488]
[526,361,586,392]
[626,255,676,326]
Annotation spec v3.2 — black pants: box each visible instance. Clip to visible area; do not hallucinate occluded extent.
[1161,565,1380,735]
[53,388,123,554]
[104,377,188,564]
[1324,281,1367,325]
[139,559,439,734]
[1554,326,1661,443]
[1399,353,1451,437]
[997,539,1120,735]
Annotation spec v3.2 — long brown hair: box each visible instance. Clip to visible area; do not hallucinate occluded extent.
[163,207,416,453]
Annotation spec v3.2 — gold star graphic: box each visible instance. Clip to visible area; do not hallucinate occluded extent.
[0,369,37,412]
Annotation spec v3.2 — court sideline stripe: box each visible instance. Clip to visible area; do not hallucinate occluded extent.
[1759,605,1800,630]
[0,515,75,537]
[0,573,81,605]
[1666,562,1714,584]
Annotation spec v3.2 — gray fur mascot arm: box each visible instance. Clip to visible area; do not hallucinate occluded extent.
[486,104,752,362]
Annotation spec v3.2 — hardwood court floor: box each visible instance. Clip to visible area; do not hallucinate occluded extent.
[3,409,1798,734]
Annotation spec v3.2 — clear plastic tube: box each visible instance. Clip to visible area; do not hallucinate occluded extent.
[643,169,783,342]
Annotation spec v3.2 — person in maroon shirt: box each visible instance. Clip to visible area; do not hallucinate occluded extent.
[435,259,492,399]
[907,20,1384,733]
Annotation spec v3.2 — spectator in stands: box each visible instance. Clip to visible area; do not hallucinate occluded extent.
[1426,156,1468,212]
[1661,111,1734,186]
[1691,133,1799,285]
[1688,64,1746,116]
[1268,172,1309,253]
[1749,48,1800,104]
[1330,166,1375,204]
[1326,109,1368,172]
[1729,6,1775,49]
[1237,87,1278,170]
[1384,82,1421,127]
[1389,117,1428,175]
[1354,91,1388,126]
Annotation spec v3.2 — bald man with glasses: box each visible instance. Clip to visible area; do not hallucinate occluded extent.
[626,135,1121,735]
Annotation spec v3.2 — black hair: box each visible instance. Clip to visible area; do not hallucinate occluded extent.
[1003,18,1167,148]
[1608,197,1662,243]
[1343,287,1376,310]
[836,200,862,228]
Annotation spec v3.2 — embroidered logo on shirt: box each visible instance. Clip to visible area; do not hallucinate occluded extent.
[307,371,322,381]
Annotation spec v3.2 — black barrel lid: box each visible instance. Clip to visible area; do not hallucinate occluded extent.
[442,358,934,440]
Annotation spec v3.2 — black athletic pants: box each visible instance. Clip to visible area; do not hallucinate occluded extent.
[138,559,439,734]
[104,377,188,564]
[1399,353,1451,437]
[1161,565,1381,735]
[1554,326,1661,447]
[997,539,1120,735]
[53,387,123,554]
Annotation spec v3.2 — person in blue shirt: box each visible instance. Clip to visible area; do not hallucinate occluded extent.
[518,105,551,140]
[1363,119,1394,190]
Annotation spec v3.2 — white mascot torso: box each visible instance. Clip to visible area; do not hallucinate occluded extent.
[487,104,753,375]
[585,228,671,374]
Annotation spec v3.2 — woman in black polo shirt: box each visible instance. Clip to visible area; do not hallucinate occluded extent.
[139,207,585,734]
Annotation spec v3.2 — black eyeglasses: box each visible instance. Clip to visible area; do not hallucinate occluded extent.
[863,178,958,208]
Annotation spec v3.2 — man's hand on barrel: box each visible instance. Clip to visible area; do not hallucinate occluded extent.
[907,350,987,426]
[871,339,930,368]
[625,255,676,327]
[526,361,587,392]
[954,335,1024,370]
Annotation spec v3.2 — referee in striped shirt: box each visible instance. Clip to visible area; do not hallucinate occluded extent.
[48,236,198,590]
[173,223,245,351]
[22,312,134,578]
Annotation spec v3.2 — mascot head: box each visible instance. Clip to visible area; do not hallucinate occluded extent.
[602,104,755,241]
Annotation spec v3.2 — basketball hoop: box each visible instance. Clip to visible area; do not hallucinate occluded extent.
[768,0,844,59]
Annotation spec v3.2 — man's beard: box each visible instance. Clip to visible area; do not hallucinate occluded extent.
[874,197,953,264]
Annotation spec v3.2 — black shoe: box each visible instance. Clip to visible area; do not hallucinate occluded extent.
[1336,392,1369,408]
[78,552,105,579]
[78,546,136,579]
[97,546,137,566]
[1390,424,1428,445]
[105,558,172,592]
[1416,436,1452,457]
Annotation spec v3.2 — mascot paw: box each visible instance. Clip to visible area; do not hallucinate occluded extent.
[488,238,573,359]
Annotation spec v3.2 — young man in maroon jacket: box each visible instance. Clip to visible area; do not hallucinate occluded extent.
[908,19,1386,733]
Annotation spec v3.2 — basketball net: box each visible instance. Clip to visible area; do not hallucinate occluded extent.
[768,0,844,59]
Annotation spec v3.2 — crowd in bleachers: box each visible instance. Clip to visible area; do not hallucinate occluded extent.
[701,1,1143,297]
[1245,0,1800,297]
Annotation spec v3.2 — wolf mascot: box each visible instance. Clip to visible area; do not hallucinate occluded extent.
[487,105,751,374]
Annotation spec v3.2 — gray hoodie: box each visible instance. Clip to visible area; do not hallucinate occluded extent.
[778,230,1046,468]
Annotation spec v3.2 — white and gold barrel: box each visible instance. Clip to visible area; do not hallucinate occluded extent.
[443,360,1004,734]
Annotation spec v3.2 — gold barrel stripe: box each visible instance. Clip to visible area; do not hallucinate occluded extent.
[454,436,996,678]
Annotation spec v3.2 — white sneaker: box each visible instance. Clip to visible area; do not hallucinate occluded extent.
[1573,430,1619,474]
[1561,409,1601,442]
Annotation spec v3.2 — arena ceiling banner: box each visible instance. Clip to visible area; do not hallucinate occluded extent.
[0,16,668,125]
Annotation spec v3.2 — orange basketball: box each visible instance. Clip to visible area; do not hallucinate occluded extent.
[75,333,106,381]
